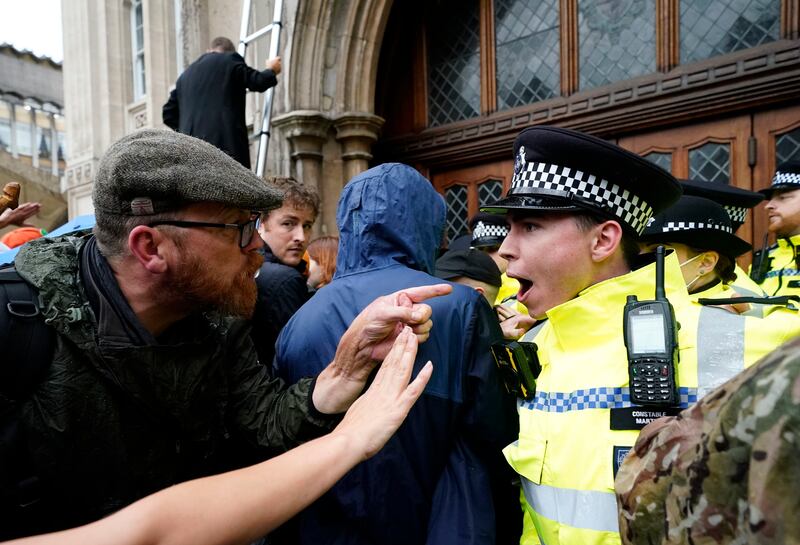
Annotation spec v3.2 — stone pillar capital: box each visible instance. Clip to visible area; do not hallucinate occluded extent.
[333,112,385,163]
[272,110,331,160]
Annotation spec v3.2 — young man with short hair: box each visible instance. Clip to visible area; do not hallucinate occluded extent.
[251,176,320,365]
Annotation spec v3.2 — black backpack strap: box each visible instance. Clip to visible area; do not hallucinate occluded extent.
[0,267,55,404]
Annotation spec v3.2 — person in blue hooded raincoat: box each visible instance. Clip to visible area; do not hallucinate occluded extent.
[272,163,520,545]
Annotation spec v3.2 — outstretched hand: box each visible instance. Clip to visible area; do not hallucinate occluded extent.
[355,283,453,361]
[312,283,452,414]
[333,327,432,460]
[0,202,41,229]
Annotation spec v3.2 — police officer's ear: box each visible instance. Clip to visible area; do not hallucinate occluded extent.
[127,225,171,274]
[696,251,719,277]
[589,219,624,264]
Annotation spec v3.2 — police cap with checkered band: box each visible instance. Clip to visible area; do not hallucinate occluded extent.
[482,126,682,235]
[469,212,509,248]
[759,161,800,199]
[640,195,751,259]
[680,179,763,231]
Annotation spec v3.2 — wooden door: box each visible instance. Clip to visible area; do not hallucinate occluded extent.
[431,159,514,242]
[618,116,755,266]
[618,110,800,262]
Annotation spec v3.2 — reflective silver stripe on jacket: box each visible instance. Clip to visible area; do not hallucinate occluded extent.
[521,320,547,342]
[521,478,620,533]
[697,306,746,398]
[729,284,767,318]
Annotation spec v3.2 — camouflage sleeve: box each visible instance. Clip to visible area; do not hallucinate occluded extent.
[616,336,800,544]
[224,319,339,455]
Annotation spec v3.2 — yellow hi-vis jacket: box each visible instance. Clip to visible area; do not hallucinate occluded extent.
[755,234,800,298]
[504,252,800,545]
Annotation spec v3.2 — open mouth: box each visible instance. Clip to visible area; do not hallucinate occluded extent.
[508,273,533,301]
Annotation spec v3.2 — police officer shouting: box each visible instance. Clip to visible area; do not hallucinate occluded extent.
[483,126,798,545]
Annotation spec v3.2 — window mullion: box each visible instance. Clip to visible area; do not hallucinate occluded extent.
[657,0,679,72]
[560,0,578,96]
[480,0,497,115]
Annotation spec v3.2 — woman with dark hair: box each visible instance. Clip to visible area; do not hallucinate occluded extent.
[307,236,339,291]
[640,195,753,312]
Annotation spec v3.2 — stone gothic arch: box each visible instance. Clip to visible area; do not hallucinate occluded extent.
[273,0,391,234]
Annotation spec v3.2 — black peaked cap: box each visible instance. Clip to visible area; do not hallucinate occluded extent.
[435,248,502,287]
[641,195,751,259]
[680,179,763,230]
[469,212,509,248]
[482,126,682,235]
[760,161,800,198]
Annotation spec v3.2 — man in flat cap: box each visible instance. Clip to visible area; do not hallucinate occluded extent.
[753,161,800,298]
[482,126,779,545]
[0,129,449,540]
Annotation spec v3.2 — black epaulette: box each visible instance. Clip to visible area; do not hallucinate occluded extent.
[698,294,799,308]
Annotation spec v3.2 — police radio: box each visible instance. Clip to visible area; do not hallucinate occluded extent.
[491,341,541,401]
[749,233,772,284]
[623,246,679,406]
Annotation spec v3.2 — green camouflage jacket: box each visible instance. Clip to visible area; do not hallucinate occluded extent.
[6,236,333,536]
[615,335,800,544]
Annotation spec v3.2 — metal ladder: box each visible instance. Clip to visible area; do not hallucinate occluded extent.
[238,0,284,177]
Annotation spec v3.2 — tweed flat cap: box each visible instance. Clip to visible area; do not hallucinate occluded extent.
[93,129,283,215]
[482,126,682,235]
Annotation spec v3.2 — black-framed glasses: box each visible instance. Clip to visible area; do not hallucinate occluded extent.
[148,214,259,249]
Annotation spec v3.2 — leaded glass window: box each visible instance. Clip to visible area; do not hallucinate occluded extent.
[643,151,673,173]
[427,1,481,127]
[776,128,800,165]
[495,0,559,109]
[689,142,730,183]
[445,185,470,240]
[478,179,504,207]
[578,0,655,91]
[680,0,780,64]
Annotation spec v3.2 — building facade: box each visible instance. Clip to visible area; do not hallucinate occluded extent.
[0,44,68,233]
[62,0,800,248]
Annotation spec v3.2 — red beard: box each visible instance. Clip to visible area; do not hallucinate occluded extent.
[165,250,264,318]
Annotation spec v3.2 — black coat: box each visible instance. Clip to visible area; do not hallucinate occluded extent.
[162,51,277,168]
[251,245,310,366]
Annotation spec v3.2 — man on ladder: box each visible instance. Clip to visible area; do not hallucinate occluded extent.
[162,36,281,170]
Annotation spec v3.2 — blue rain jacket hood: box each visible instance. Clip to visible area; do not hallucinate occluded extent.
[273,163,519,545]
[335,162,445,277]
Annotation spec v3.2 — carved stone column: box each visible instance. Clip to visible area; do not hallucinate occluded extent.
[333,113,385,182]
[273,110,330,188]
[272,110,330,233]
